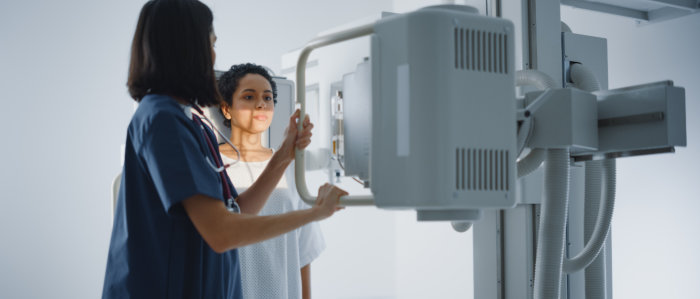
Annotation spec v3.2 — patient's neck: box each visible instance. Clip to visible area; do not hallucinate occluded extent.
[220,127,271,162]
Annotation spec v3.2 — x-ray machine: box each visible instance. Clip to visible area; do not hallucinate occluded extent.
[286,1,688,299]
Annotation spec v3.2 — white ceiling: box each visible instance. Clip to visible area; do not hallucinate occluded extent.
[561,0,700,23]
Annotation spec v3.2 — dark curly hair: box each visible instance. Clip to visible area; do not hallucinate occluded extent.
[218,63,278,128]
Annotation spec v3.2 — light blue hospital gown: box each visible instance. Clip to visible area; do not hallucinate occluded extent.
[222,155,325,299]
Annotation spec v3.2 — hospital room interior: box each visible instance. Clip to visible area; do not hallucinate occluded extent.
[1,0,699,298]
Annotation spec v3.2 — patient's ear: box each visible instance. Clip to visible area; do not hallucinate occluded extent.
[220,104,231,120]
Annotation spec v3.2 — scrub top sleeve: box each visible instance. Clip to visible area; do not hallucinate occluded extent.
[140,112,223,216]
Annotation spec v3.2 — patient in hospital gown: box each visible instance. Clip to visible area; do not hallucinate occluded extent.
[217,63,325,299]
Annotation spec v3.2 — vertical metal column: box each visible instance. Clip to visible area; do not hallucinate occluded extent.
[526,0,564,87]
[473,210,505,299]
[473,0,565,298]
[561,30,613,299]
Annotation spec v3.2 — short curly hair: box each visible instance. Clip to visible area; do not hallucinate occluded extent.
[218,63,278,128]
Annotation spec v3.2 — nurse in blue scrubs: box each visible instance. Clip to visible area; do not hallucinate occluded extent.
[101,1,346,298]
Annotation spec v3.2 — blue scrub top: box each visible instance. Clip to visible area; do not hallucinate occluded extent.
[103,94,242,299]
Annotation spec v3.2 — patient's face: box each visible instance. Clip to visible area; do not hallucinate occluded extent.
[226,74,275,134]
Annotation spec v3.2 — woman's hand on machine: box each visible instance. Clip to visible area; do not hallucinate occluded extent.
[278,109,313,163]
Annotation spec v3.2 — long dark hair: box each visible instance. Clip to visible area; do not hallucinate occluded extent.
[127,0,221,106]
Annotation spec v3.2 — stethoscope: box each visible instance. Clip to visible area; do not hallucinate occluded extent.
[190,105,242,213]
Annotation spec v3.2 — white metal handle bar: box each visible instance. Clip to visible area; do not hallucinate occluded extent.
[295,23,375,207]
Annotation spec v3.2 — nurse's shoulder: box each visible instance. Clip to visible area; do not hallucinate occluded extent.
[135,94,184,119]
[128,94,192,146]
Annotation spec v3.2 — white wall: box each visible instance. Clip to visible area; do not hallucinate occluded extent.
[1,0,697,298]
[0,1,142,298]
[207,0,392,74]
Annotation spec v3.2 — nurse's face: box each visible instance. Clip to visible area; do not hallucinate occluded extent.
[224,74,275,134]
[210,31,217,64]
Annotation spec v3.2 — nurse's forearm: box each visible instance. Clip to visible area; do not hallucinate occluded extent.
[236,151,290,214]
[183,194,323,253]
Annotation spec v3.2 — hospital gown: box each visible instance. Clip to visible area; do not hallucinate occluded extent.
[222,154,325,299]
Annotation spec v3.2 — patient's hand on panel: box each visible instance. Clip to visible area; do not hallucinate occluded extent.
[278,109,313,163]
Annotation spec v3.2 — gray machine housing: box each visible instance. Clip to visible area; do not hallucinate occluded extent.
[574,81,686,161]
[342,59,373,180]
[367,6,518,218]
